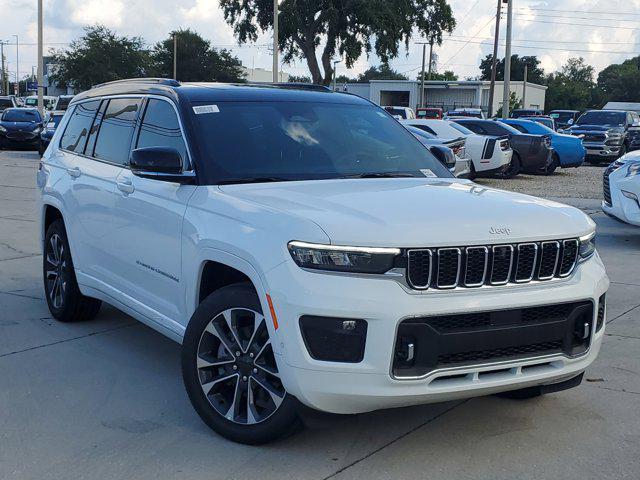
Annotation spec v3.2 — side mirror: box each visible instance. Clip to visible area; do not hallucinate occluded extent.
[567,118,574,125]
[430,145,457,170]
[130,147,192,183]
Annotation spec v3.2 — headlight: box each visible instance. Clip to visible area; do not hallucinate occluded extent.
[578,233,596,262]
[33,127,42,134]
[626,162,640,177]
[288,241,400,274]
[0,125,6,133]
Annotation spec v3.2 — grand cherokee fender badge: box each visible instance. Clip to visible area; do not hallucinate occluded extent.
[489,226,512,235]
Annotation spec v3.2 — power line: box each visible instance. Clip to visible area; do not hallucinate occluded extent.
[511,16,640,31]
[452,36,640,46]
[441,16,497,67]
[515,12,640,23]
[515,7,640,16]
[444,38,640,55]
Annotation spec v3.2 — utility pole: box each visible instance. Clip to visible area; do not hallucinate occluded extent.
[418,42,427,109]
[173,33,177,80]
[272,0,279,83]
[427,38,434,80]
[522,63,528,108]
[13,34,19,96]
[502,0,513,119]
[37,0,43,114]
[0,41,5,96]
[488,0,502,118]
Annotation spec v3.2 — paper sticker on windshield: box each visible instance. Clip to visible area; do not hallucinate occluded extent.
[420,169,437,178]
[193,105,220,114]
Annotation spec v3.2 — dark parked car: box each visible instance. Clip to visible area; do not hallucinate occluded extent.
[452,118,554,177]
[511,108,544,118]
[549,110,580,130]
[39,110,65,155]
[564,110,640,163]
[0,96,17,113]
[54,95,74,111]
[0,108,44,150]
[404,125,470,178]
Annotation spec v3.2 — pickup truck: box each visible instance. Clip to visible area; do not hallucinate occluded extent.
[565,110,640,163]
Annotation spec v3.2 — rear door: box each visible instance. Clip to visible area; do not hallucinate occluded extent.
[112,97,196,322]
[65,97,142,289]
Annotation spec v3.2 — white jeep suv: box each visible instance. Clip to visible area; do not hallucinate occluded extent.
[37,79,609,444]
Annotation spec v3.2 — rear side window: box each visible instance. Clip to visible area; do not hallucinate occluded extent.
[509,123,528,134]
[409,124,437,135]
[458,121,487,135]
[59,100,100,153]
[93,98,140,165]
[136,99,188,163]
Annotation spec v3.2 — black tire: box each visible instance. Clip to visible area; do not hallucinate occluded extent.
[467,162,477,180]
[617,143,628,159]
[498,152,521,179]
[43,219,102,322]
[182,283,300,444]
[544,153,560,175]
[38,143,45,156]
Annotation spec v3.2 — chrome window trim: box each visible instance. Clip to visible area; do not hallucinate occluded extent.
[538,241,560,281]
[559,239,579,277]
[490,245,514,285]
[463,246,488,287]
[436,248,461,289]
[60,94,195,174]
[406,249,432,290]
[514,243,538,283]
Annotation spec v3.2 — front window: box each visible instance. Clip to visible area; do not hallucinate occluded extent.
[384,107,408,119]
[551,111,575,123]
[1,109,40,122]
[576,111,625,127]
[194,101,451,184]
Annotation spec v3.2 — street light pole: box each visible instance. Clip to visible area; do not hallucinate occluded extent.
[502,0,513,119]
[173,33,177,80]
[419,43,426,109]
[0,41,5,96]
[427,37,434,81]
[522,63,528,108]
[488,0,502,118]
[272,0,279,83]
[13,34,18,96]
[38,0,44,114]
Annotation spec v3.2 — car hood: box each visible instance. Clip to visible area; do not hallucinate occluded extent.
[568,124,622,133]
[0,121,38,131]
[219,178,594,247]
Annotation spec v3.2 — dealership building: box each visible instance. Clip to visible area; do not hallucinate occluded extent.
[344,79,547,114]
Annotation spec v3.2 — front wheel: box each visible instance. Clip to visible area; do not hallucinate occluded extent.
[498,153,521,179]
[182,284,300,444]
[544,153,560,175]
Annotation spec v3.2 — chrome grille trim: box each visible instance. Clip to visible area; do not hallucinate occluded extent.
[404,238,579,291]
[514,243,538,283]
[436,248,462,289]
[538,241,560,281]
[463,246,489,287]
[490,245,514,285]
[406,249,432,290]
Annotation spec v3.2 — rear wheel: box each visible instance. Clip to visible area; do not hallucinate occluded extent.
[498,152,521,179]
[467,162,477,180]
[544,153,560,175]
[43,219,102,322]
[182,284,300,444]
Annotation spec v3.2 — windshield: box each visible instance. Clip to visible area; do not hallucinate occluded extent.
[447,121,474,136]
[194,101,452,183]
[0,99,13,109]
[522,118,554,131]
[1,109,40,122]
[551,111,576,122]
[56,97,72,110]
[577,111,625,126]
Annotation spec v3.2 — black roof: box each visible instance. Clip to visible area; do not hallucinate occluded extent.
[71,78,368,106]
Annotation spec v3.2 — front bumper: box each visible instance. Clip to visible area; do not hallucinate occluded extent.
[584,142,621,159]
[602,169,640,226]
[265,254,609,414]
[0,132,41,148]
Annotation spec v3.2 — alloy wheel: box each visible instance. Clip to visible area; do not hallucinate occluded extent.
[196,308,286,425]
[45,233,67,309]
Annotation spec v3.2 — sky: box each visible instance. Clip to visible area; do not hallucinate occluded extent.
[1,0,640,83]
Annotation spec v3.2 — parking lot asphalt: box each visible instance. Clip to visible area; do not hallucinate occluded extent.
[1,150,639,480]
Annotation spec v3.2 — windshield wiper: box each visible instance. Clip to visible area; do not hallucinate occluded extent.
[341,172,417,179]
[217,177,291,185]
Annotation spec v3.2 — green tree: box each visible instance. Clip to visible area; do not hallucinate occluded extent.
[545,57,595,111]
[479,54,545,85]
[288,74,312,83]
[219,0,456,85]
[496,91,522,118]
[151,29,245,82]
[50,25,151,91]
[357,64,408,82]
[596,56,640,104]
[417,70,457,81]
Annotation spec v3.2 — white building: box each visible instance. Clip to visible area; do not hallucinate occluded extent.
[345,80,547,115]
[242,67,289,83]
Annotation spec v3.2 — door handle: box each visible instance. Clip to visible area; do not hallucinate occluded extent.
[66,167,81,178]
[116,179,135,195]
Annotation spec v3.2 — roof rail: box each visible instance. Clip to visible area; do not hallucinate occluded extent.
[91,78,181,89]
[245,82,332,92]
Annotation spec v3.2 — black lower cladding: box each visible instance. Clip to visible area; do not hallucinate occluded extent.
[393,301,594,378]
[299,316,367,363]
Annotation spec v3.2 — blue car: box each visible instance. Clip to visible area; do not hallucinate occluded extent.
[39,110,65,156]
[0,107,43,150]
[502,118,585,173]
